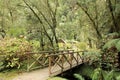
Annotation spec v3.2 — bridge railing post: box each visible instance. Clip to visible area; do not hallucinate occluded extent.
[26,52,30,71]
[49,53,52,76]
[81,51,85,63]
[61,54,64,72]
[76,52,79,65]
[69,51,73,68]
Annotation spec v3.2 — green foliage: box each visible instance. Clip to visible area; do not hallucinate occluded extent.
[29,40,40,52]
[58,41,88,51]
[74,74,85,80]
[116,76,120,80]
[74,64,120,80]
[91,69,118,80]
[102,33,120,69]
[76,64,95,79]
[92,69,117,80]
[83,50,101,65]
[76,42,88,51]
[115,40,120,52]
[103,38,120,51]
[92,68,104,80]
[105,70,116,80]
[8,26,26,37]
[0,37,32,70]
[48,77,67,80]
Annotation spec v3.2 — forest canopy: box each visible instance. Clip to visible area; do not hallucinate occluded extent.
[0,0,120,50]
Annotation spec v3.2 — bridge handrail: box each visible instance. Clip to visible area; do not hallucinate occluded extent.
[48,51,85,56]
[25,50,74,54]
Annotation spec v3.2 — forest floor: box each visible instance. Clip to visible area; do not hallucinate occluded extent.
[12,68,49,80]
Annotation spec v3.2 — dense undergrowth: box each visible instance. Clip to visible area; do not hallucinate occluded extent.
[74,67,120,80]
[0,38,32,71]
[72,37,120,80]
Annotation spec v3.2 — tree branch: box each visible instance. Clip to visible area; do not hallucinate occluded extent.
[23,0,53,46]
[77,2,102,39]
[107,0,118,32]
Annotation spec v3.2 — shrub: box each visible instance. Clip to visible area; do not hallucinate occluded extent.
[82,50,101,65]
[102,38,120,68]
[29,40,40,52]
[76,42,88,51]
[0,37,32,70]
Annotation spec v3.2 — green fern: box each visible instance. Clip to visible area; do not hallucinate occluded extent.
[103,39,120,50]
[116,76,120,80]
[105,70,116,80]
[74,74,85,80]
[92,68,104,80]
[116,40,120,51]
[103,38,120,52]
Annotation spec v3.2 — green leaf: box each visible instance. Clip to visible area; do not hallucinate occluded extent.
[74,74,85,80]
[116,40,120,52]
[103,39,120,50]
[105,70,116,80]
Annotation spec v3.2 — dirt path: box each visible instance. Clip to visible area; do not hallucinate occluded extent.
[12,68,49,80]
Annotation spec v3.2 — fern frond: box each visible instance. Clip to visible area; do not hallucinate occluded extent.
[74,74,85,80]
[103,39,120,50]
[105,70,116,80]
[92,68,104,80]
[116,40,120,51]
[116,75,120,80]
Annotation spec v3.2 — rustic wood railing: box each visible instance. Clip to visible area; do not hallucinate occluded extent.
[25,50,85,76]
[48,50,84,76]
[25,50,74,71]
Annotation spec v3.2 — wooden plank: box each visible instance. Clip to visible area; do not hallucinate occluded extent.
[49,55,52,75]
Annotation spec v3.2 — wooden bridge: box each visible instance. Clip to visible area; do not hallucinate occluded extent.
[25,50,85,76]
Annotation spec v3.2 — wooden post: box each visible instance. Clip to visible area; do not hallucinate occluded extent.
[81,51,84,63]
[49,54,52,76]
[27,52,30,71]
[61,54,64,72]
[70,53,72,68]
[76,52,78,65]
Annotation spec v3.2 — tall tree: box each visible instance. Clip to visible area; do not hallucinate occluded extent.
[23,0,59,50]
